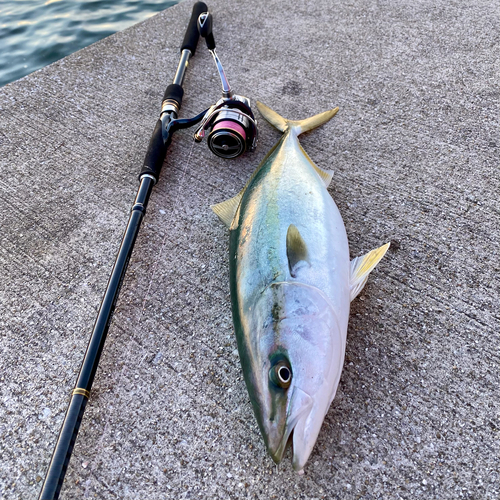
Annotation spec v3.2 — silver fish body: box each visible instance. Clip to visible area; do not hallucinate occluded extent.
[213,102,389,472]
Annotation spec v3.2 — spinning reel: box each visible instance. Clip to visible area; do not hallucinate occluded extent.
[194,12,257,158]
[162,11,257,159]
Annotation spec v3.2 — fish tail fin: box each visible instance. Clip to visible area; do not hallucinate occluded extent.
[256,101,339,136]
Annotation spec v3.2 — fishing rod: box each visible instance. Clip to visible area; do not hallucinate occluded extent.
[38,2,257,499]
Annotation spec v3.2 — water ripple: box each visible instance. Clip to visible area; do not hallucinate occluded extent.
[0,0,178,87]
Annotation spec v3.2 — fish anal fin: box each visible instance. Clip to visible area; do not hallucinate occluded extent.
[314,165,334,187]
[211,191,243,228]
[350,243,390,301]
[287,225,310,278]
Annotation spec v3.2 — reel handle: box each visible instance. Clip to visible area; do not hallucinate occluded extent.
[198,12,216,50]
[181,2,208,55]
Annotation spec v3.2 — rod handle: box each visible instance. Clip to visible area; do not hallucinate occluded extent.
[140,119,168,182]
[198,12,216,50]
[163,83,184,105]
[181,2,208,55]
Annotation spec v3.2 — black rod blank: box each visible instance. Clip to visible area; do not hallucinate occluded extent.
[38,3,208,498]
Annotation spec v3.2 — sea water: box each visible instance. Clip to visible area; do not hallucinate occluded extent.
[0,0,179,87]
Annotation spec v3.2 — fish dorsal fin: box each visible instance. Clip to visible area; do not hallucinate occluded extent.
[298,143,334,187]
[211,190,244,228]
[256,101,339,136]
[350,243,390,301]
[287,225,310,277]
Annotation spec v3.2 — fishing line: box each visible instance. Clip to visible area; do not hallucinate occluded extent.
[140,137,196,317]
[85,137,198,490]
[137,128,209,321]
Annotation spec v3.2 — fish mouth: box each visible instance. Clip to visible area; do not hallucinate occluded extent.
[266,386,314,469]
[291,409,316,473]
[267,418,297,465]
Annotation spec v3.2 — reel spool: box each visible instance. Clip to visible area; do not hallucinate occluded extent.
[208,101,250,159]
[194,95,257,159]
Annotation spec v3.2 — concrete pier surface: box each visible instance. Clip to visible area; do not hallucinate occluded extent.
[1,0,498,498]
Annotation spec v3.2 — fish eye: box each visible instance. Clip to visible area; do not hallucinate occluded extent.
[270,361,292,389]
[278,366,291,384]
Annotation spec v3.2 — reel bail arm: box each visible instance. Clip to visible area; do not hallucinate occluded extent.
[198,12,232,99]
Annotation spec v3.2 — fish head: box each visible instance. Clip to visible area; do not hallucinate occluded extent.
[243,282,345,472]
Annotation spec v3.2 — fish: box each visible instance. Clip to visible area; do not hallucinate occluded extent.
[211,101,390,473]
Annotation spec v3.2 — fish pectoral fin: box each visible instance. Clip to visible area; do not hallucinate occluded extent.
[350,243,390,301]
[211,190,244,228]
[287,225,310,277]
